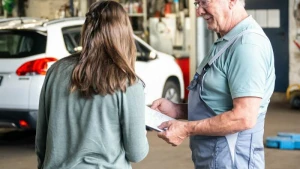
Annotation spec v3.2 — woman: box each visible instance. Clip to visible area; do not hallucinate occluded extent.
[35,1,149,169]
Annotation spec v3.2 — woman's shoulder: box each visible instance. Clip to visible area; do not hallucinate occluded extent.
[47,53,79,74]
[121,78,146,96]
[128,77,145,90]
[55,53,79,68]
[136,77,146,88]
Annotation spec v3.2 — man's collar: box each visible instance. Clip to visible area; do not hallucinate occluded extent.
[215,15,254,43]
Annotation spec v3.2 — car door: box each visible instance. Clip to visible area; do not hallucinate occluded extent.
[135,39,166,104]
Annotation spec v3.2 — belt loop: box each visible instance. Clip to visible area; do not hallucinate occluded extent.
[187,73,200,91]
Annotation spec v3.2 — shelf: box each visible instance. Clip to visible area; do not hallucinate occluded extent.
[120,0,147,41]
[128,13,144,17]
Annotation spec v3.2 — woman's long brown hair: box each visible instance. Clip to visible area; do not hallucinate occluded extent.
[71,0,137,97]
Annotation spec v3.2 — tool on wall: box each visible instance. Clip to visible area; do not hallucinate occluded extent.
[149,16,173,55]
[174,0,183,31]
[293,0,300,49]
[294,0,300,21]
[289,0,300,109]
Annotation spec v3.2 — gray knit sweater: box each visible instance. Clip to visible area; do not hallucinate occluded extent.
[35,55,149,169]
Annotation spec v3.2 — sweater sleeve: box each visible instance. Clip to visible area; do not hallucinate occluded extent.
[35,66,53,169]
[120,80,149,163]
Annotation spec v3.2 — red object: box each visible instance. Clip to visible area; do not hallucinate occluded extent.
[16,57,57,76]
[154,11,161,17]
[164,3,172,14]
[137,3,143,13]
[19,120,29,128]
[175,57,190,102]
[294,40,300,49]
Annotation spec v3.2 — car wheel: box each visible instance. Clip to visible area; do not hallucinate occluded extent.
[162,80,181,103]
[290,91,300,109]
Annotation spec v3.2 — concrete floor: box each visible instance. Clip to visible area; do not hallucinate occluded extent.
[0,102,299,169]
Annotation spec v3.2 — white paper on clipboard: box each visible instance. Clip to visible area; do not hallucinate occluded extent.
[145,106,175,132]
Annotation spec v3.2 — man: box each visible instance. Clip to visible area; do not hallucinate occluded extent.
[151,0,275,168]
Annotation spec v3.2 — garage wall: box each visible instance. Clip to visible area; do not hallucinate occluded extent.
[22,0,300,94]
[25,0,69,19]
[289,0,300,85]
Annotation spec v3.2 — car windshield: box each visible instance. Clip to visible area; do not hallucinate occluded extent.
[0,30,47,58]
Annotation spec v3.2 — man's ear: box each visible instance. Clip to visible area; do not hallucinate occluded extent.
[229,0,238,9]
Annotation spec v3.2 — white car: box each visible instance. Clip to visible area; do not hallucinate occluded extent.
[0,17,184,129]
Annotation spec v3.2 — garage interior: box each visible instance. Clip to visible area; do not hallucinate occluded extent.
[0,0,300,169]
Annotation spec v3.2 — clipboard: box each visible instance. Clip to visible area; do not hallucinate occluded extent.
[145,106,175,132]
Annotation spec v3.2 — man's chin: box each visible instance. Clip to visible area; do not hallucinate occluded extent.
[206,25,215,31]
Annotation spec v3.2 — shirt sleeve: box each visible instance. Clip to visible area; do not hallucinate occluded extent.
[120,80,149,163]
[227,43,268,99]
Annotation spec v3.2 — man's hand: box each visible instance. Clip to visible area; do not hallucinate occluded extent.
[151,98,178,118]
[151,98,188,119]
[157,120,189,146]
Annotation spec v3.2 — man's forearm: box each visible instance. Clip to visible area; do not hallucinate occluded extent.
[186,109,255,136]
[186,97,260,136]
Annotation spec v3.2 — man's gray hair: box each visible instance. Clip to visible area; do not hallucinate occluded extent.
[239,0,245,7]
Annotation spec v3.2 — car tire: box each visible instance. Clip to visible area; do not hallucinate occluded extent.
[290,91,300,109]
[162,80,181,103]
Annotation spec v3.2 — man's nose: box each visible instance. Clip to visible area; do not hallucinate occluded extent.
[196,7,206,17]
